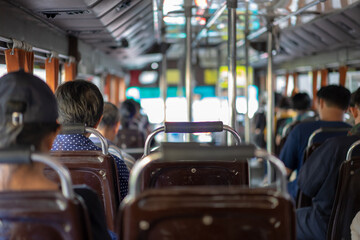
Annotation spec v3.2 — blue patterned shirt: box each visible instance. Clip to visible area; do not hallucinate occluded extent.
[51,134,129,200]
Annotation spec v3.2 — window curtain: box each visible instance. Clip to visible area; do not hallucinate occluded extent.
[312,70,318,109]
[4,40,33,73]
[104,74,112,102]
[45,53,59,92]
[339,66,348,87]
[64,57,77,82]
[321,69,328,87]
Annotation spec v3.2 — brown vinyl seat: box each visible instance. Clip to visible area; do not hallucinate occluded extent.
[327,156,360,240]
[117,187,295,240]
[115,129,145,149]
[141,160,249,191]
[0,191,91,240]
[44,151,120,231]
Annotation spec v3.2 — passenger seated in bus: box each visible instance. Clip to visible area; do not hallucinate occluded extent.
[296,87,360,240]
[92,102,120,144]
[280,85,351,199]
[115,99,145,149]
[51,80,129,200]
[276,93,315,151]
[0,70,112,240]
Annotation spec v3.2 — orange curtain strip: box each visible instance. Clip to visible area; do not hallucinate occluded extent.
[45,57,59,93]
[292,72,299,96]
[119,77,126,103]
[24,51,34,73]
[320,69,328,87]
[114,76,121,106]
[5,48,26,73]
[312,70,318,110]
[64,62,77,82]
[284,73,289,96]
[339,66,348,87]
[104,74,112,102]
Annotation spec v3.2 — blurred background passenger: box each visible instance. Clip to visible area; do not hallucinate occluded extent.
[95,102,120,143]
[115,99,145,150]
[91,102,135,170]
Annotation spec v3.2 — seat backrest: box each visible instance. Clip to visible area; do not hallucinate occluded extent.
[115,129,145,149]
[296,128,350,208]
[141,160,249,191]
[45,151,120,231]
[327,156,360,240]
[0,191,91,240]
[117,187,295,240]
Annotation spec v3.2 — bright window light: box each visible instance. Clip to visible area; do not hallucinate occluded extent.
[126,87,140,100]
[166,97,187,121]
[33,68,46,82]
[193,97,222,121]
[140,98,164,124]
[0,64,7,77]
[139,71,158,85]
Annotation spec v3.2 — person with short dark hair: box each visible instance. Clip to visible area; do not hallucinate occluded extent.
[292,93,312,116]
[98,102,121,142]
[51,80,129,200]
[0,71,112,240]
[279,85,351,200]
[296,87,360,240]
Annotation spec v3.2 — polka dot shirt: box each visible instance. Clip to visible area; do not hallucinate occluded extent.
[51,134,129,200]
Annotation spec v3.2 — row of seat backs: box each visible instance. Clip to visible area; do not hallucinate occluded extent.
[327,156,360,240]
[45,151,121,231]
[117,187,295,240]
[0,191,92,240]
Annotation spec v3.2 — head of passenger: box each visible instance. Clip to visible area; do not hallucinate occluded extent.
[316,85,350,121]
[97,102,120,142]
[349,88,360,124]
[55,80,104,135]
[0,70,60,191]
[119,99,136,129]
[292,93,311,112]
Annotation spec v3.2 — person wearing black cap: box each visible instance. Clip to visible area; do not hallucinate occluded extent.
[0,70,112,240]
[0,70,60,191]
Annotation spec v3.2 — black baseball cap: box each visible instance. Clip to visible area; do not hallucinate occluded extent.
[0,70,58,125]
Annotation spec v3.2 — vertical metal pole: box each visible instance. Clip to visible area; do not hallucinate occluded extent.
[160,42,168,141]
[266,22,274,183]
[266,25,274,154]
[185,0,193,124]
[227,0,237,146]
[216,48,222,98]
[244,2,250,143]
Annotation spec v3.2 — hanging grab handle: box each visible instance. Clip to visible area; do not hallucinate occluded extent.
[164,121,224,133]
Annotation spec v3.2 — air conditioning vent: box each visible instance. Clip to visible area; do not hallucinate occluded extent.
[41,10,91,19]
[115,0,132,12]
[67,29,105,35]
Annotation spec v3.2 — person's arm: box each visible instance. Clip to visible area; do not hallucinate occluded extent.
[279,126,301,176]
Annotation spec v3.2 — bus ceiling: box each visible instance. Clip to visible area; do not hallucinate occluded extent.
[0,0,359,73]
